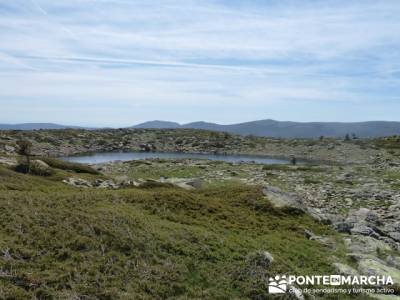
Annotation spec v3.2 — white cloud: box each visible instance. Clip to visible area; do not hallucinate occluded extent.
[0,0,400,124]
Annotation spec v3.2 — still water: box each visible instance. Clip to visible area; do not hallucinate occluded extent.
[61,151,289,165]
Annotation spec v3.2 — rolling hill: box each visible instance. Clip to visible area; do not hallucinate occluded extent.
[2,120,400,138]
[134,119,400,138]
[0,123,82,130]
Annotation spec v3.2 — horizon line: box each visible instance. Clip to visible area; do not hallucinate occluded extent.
[2,118,400,129]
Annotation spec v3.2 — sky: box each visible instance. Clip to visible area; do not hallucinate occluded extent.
[1,0,400,127]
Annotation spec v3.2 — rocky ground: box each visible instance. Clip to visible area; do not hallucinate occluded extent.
[1,129,400,298]
[0,128,397,164]
[57,152,400,297]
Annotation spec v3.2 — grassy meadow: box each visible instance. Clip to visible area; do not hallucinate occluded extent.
[0,160,366,299]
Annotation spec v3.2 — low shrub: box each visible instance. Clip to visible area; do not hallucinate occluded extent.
[138,180,174,189]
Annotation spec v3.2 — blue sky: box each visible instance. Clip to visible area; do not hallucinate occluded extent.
[1,0,400,126]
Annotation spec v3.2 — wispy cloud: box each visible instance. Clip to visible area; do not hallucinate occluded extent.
[30,0,48,15]
[0,0,400,125]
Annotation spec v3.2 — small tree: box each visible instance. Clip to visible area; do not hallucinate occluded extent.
[17,140,32,173]
[344,133,350,141]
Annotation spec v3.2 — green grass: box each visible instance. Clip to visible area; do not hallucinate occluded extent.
[106,160,250,185]
[0,165,364,299]
[119,160,205,180]
[374,136,400,149]
[383,171,400,190]
[303,177,322,184]
[385,170,400,180]
[262,164,325,172]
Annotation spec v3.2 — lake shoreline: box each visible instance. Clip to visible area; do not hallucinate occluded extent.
[59,150,292,165]
[0,128,392,164]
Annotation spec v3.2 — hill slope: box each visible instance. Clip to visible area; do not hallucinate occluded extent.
[0,162,353,299]
[3,120,400,137]
[133,119,400,138]
[0,123,82,130]
[134,120,180,129]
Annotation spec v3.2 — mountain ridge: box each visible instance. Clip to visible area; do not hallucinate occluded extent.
[1,120,400,138]
[133,119,400,138]
[0,123,83,130]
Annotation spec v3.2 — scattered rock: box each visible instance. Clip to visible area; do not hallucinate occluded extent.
[185,178,203,189]
[333,263,359,276]
[263,186,305,211]
[31,159,49,169]
[386,256,400,269]
[350,225,380,238]
[0,156,17,166]
[358,258,400,283]
[345,235,392,256]
[63,178,93,188]
[304,229,336,249]
[62,177,133,189]
[346,208,380,227]
[246,250,274,268]
[288,285,305,300]
[4,145,15,153]
[93,179,119,189]
[160,177,203,190]
[30,160,53,176]
[334,222,353,233]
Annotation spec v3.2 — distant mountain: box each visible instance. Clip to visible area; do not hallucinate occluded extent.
[132,119,400,138]
[0,123,82,130]
[182,121,223,131]
[2,120,400,138]
[134,121,180,129]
